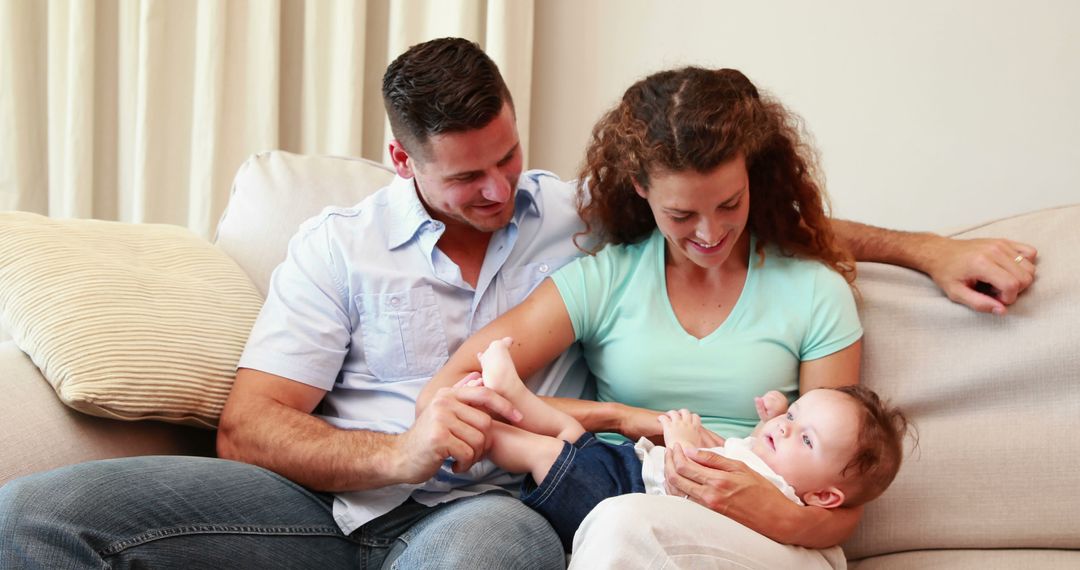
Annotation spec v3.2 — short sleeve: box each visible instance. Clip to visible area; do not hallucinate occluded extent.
[237,216,352,390]
[800,265,863,361]
[549,247,620,345]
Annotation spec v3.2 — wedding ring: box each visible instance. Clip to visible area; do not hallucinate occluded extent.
[1013,255,1025,264]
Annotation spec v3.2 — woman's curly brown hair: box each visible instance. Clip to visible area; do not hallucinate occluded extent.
[576,67,854,282]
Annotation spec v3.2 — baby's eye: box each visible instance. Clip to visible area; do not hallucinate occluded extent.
[802,434,813,448]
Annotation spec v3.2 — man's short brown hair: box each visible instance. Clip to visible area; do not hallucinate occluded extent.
[382,37,513,161]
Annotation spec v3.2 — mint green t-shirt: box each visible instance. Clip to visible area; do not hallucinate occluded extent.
[551,229,862,440]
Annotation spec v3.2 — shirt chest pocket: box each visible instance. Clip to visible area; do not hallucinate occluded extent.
[357,286,449,381]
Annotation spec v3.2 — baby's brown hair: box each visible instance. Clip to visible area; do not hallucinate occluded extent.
[828,385,910,506]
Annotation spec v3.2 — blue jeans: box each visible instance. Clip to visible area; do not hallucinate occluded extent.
[521,433,645,552]
[0,456,564,569]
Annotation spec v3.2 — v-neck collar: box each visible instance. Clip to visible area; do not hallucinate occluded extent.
[654,230,756,344]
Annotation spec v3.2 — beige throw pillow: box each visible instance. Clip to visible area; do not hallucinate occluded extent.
[0,212,263,428]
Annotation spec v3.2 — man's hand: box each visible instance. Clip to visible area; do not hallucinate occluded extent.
[922,236,1037,315]
[396,385,520,483]
[831,219,1037,316]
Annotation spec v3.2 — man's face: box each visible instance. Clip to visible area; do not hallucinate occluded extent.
[392,103,523,234]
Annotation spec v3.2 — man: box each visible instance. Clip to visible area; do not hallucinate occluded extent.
[0,38,1035,568]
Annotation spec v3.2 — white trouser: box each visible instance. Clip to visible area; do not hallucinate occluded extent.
[570,494,846,570]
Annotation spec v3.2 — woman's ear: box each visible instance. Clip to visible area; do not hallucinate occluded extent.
[802,487,845,509]
[388,140,416,178]
[632,180,648,199]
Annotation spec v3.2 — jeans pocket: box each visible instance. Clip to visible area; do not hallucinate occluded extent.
[357,286,449,381]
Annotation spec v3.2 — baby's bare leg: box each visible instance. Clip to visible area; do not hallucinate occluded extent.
[479,338,584,442]
[659,409,707,450]
[487,421,567,484]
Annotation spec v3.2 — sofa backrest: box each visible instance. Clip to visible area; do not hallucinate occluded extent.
[845,204,1080,559]
[215,151,394,296]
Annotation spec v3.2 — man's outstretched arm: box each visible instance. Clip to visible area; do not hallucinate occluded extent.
[217,368,518,492]
[833,219,1037,315]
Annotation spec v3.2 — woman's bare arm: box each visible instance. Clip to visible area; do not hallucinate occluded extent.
[418,280,664,438]
[418,280,576,413]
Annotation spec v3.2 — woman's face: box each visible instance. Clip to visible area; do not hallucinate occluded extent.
[636,154,751,271]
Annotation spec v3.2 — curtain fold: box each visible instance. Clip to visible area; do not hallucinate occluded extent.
[0,0,47,214]
[1,0,534,239]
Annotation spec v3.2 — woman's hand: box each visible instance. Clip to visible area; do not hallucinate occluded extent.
[662,443,861,548]
[663,443,772,509]
[694,426,726,449]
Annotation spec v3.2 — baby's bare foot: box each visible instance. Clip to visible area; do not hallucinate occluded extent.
[478,337,524,397]
[659,409,705,450]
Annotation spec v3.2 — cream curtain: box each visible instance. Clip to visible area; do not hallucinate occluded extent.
[0,0,535,239]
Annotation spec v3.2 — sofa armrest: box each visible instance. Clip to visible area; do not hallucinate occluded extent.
[0,341,216,486]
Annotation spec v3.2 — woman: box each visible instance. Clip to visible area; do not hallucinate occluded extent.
[419,67,863,564]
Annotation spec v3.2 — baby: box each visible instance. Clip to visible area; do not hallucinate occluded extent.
[463,338,909,551]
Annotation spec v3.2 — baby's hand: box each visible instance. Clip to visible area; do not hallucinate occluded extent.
[754,390,788,422]
[659,409,705,450]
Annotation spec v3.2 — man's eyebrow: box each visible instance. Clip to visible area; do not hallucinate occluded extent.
[497,143,519,164]
[446,143,519,179]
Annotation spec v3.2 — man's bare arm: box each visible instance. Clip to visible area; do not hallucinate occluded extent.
[217,368,517,492]
[833,219,1037,314]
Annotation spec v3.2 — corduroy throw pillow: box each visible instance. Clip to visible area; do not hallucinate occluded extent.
[0,212,263,428]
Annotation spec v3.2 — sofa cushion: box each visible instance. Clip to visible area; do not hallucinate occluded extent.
[845,204,1080,559]
[849,549,1080,569]
[0,341,215,486]
[0,212,264,428]
[214,151,394,296]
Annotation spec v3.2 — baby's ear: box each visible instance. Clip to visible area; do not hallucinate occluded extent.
[802,487,845,509]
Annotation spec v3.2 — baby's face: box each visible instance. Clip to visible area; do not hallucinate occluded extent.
[750,389,859,499]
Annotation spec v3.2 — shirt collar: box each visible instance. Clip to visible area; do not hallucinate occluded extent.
[384,174,543,250]
[385,176,433,250]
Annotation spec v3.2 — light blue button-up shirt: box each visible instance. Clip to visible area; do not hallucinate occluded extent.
[238,170,591,533]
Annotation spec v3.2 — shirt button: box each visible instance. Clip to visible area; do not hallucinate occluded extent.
[538,263,550,273]
[389,297,401,307]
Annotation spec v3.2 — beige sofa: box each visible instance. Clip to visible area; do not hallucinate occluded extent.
[2,151,1078,568]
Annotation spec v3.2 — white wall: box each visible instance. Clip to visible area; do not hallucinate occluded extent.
[529,0,1080,231]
